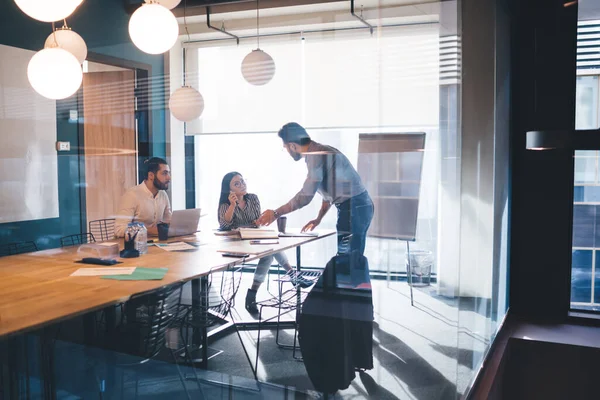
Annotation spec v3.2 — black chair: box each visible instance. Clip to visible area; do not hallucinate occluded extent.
[244,269,322,378]
[89,218,116,241]
[102,283,194,399]
[178,266,242,352]
[60,233,96,247]
[176,266,253,381]
[0,241,38,257]
[13,241,38,254]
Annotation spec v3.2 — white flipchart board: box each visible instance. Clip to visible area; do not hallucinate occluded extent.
[0,44,59,223]
[357,133,426,241]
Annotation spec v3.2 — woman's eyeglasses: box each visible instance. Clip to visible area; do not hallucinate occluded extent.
[232,179,247,188]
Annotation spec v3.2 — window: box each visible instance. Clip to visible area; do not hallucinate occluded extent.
[572,18,600,312]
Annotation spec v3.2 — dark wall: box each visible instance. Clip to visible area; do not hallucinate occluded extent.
[503,339,598,400]
[509,0,578,320]
[0,0,166,248]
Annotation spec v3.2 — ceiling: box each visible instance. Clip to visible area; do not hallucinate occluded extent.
[174,0,448,41]
[172,0,442,17]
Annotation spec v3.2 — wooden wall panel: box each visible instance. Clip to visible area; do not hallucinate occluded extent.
[83,70,137,225]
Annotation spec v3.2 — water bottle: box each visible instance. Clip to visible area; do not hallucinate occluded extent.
[134,222,148,254]
[139,223,148,254]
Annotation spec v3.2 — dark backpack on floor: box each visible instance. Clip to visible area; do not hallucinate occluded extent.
[298,252,374,393]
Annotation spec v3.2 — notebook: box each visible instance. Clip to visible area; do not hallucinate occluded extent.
[238,227,279,240]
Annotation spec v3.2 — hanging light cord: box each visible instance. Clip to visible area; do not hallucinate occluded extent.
[51,21,58,47]
[183,0,190,87]
[184,0,190,41]
[256,0,260,49]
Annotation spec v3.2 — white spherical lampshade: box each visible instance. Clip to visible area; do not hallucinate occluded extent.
[44,28,87,64]
[14,0,82,22]
[129,3,178,55]
[169,86,204,122]
[144,0,181,10]
[241,49,276,86]
[28,48,83,100]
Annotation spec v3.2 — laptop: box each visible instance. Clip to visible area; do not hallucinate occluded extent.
[167,208,202,237]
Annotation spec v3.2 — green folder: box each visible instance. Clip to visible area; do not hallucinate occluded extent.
[102,267,168,281]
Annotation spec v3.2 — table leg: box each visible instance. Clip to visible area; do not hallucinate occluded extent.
[200,275,209,369]
[295,246,302,334]
[40,328,57,400]
[191,277,209,369]
[296,246,301,273]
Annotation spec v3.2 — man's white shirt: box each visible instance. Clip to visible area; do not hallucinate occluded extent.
[114,182,172,238]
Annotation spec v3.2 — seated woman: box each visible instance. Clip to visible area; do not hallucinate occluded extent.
[218,171,309,314]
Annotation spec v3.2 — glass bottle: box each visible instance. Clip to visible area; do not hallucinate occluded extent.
[135,222,148,254]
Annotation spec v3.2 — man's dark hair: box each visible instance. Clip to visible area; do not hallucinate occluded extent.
[278,122,311,145]
[144,157,168,178]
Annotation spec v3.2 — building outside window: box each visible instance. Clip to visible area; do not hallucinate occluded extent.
[572,19,600,311]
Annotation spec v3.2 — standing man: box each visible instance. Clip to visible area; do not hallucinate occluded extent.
[114,157,172,238]
[256,122,374,256]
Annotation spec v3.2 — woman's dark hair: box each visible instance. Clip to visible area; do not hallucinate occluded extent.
[219,171,246,205]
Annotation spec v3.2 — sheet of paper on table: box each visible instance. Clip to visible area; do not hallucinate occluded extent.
[154,241,197,251]
[71,267,136,277]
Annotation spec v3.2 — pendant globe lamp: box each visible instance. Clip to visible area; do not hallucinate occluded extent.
[44,20,87,64]
[129,1,178,55]
[28,33,83,100]
[241,0,275,86]
[14,0,83,22]
[169,3,204,122]
[169,86,204,121]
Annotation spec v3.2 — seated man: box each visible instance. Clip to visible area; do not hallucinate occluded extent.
[114,157,172,238]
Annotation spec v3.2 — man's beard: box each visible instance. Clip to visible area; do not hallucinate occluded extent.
[291,151,302,161]
[154,179,169,191]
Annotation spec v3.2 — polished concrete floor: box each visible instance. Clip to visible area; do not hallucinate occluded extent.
[184,272,494,400]
[8,269,494,400]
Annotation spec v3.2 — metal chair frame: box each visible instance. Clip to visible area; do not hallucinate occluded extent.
[60,233,96,247]
[89,218,116,242]
[0,241,38,257]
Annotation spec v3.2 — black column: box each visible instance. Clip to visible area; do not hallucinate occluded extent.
[509,0,578,319]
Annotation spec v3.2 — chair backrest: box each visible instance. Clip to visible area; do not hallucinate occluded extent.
[89,218,116,241]
[127,283,184,359]
[0,241,38,257]
[0,243,15,257]
[13,241,38,254]
[205,266,242,325]
[60,233,96,247]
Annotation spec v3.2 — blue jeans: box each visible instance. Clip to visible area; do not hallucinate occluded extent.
[336,191,374,256]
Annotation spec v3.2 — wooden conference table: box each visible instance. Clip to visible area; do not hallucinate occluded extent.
[0,229,335,398]
[0,229,334,339]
